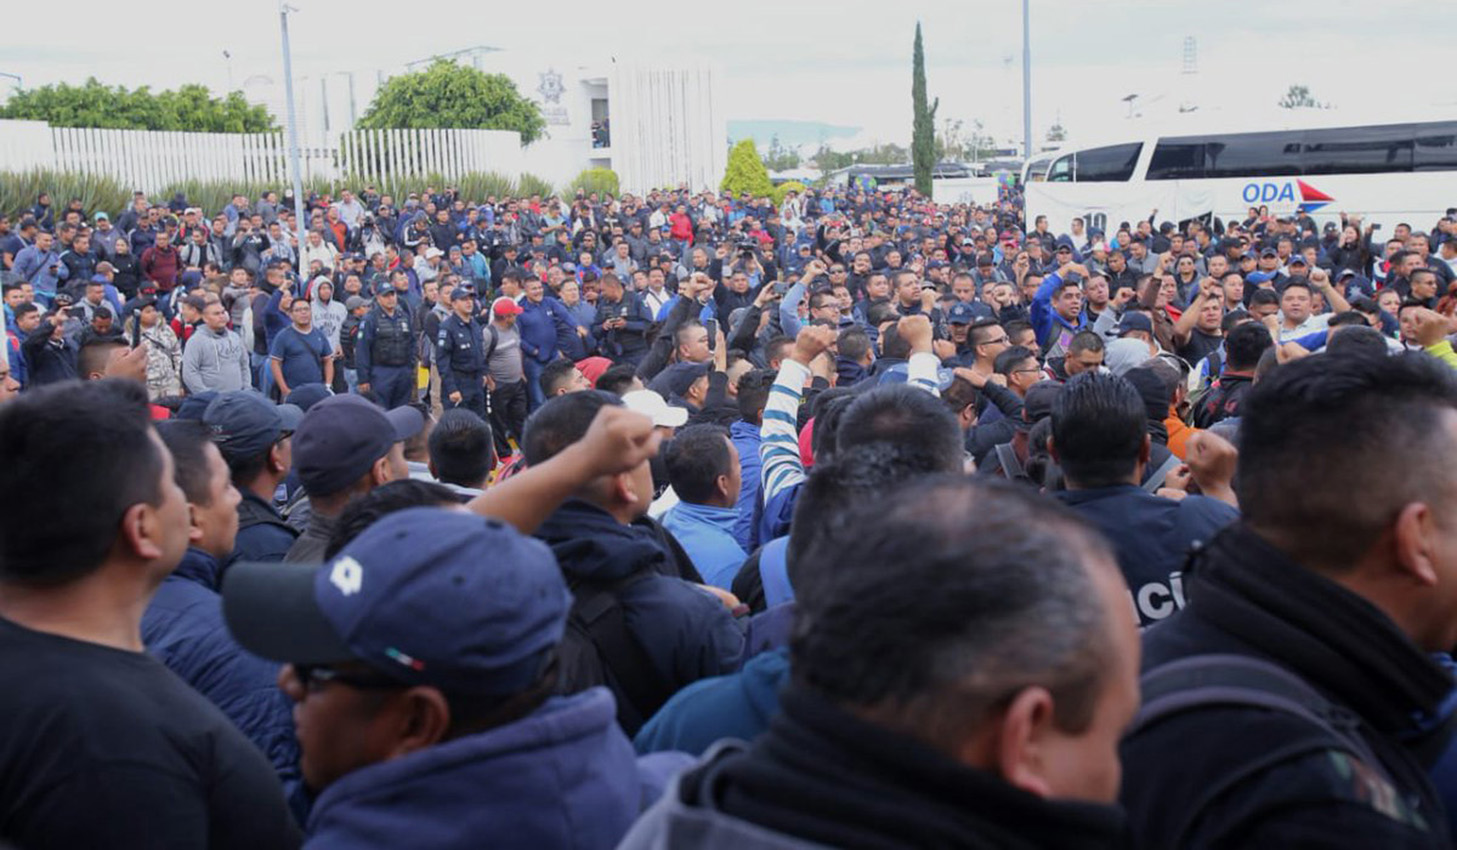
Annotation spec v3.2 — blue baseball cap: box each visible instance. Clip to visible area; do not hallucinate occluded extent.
[174,390,219,422]
[223,507,571,696]
[204,391,305,462]
[374,280,398,296]
[947,301,978,324]
[284,383,332,412]
[1247,271,1276,284]
[1115,311,1154,337]
[648,361,708,400]
[292,395,424,496]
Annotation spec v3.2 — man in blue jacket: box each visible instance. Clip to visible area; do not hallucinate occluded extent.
[142,421,302,804]
[223,507,690,850]
[1050,372,1239,628]
[1030,260,1090,360]
[660,424,746,590]
[516,274,571,411]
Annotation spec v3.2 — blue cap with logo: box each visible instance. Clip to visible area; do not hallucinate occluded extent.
[223,507,571,695]
[947,301,979,325]
[1115,311,1154,337]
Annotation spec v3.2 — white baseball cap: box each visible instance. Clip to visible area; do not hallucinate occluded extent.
[620,389,688,428]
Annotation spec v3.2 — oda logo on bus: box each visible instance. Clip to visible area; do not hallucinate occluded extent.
[1241,179,1334,213]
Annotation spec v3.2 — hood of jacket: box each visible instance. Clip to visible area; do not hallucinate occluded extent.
[534,499,668,582]
[306,689,642,850]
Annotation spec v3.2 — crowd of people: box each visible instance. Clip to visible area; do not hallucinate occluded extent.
[3,174,1457,849]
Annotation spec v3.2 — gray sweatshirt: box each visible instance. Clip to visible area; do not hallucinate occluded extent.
[182,326,251,393]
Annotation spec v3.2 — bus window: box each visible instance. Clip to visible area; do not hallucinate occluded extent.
[1147,139,1207,180]
[1415,123,1457,171]
[1073,143,1143,182]
[1303,125,1413,175]
[1204,131,1302,178]
[1047,154,1074,183]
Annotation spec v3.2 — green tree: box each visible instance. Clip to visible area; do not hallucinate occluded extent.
[811,144,855,175]
[721,138,775,197]
[0,78,275,132]
[1045,122,1067,143]
[857,143,909,165]
[911,22,940,196]
[357,60,546,145]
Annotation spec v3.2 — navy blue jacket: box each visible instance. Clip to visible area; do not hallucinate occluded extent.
[140,548,300,795]
[305,688,691,850]
[1054,485,1237,627]
[533,500,746,718]
[229,490,299,566]
[517,296,570,364]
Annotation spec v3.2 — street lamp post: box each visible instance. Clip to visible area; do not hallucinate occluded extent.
[278,3,307,240]
[1022,0,1032,161]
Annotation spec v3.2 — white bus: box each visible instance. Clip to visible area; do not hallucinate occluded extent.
[1024,119,1457,237]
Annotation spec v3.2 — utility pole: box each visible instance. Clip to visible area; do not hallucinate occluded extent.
[1022,0,1032,160]
[278,3,306,238]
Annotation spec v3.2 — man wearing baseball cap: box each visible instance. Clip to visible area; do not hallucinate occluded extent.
[356,280,417,409]
[284,395,425,563]
[487,296,528,456]
[204,391,304,564]
[224,508,686,849]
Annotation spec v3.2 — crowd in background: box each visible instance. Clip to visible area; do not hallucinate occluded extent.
[3,174,1457,849]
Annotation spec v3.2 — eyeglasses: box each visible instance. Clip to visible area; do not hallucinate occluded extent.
[292,663,406,692]
[980,335,1010,346]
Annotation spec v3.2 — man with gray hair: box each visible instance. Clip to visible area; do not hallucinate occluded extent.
[621,476,1139,849]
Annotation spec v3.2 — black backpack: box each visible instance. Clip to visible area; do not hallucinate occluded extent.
[556,571,673,735]
[1130,654,1397,846]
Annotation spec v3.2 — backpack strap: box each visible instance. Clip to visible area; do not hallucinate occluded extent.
[570,570,673,732]
[759,536,794,608]
[483,323,499,361]
[1143,452,1183,493]
[1132,654,1389,847]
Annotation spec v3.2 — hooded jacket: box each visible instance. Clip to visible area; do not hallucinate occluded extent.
[140,547,300,795]
[635,647,789,757]
[1121,524,1454,848]
[305,688,690,850]
[621,685,1127,850]
[660,501,747,591]
[182,324,251,393]
[533,500,746,722]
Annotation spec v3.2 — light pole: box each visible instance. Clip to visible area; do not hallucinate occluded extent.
[1022,0,1032,160]
[223,51,234,92]
[278,2,306,239]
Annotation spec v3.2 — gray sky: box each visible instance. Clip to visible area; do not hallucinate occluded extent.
[2,0,1449,150]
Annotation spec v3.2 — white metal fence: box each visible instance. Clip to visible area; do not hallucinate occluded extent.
[0,121,523,192]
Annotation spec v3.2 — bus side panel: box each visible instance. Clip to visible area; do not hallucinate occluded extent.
[1025,182,1183,239]
[1028,174,1453,239]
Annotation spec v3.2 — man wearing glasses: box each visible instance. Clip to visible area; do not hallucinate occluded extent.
[224,507,684,850]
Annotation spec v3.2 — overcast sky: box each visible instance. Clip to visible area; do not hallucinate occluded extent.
[3,0,1449,150]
